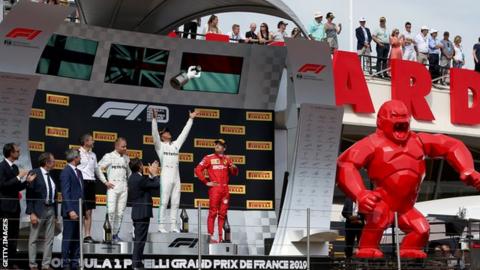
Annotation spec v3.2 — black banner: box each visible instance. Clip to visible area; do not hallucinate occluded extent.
[29,90,275,210]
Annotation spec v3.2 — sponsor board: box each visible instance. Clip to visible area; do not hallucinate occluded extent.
[179,152,193,162]
[30,108,45,119]
[53,159,67,170]
[195,108,220,119]
[152,197,160,207]
[220,124,245,135]
[96,194,106,205]
[181,183,194,193]
[194,198,210,208]
[194,138,216,148]
[228,185,246,194]
[45,126,69,138]
[229,155,246,165]
[246,170,273,180]
[28,141,44,152]
[69,144,80,150]
[246,111,272,121]
[127,149,143,159]
[46,93,69,106]
[246,200,273,209]
[143,135,154,145]
[93,131,117,142]
[246,141,272,151]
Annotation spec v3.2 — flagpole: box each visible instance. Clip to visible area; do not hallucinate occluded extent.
[349,0,354,52]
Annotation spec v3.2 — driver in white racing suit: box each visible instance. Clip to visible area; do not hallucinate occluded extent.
[152,109,197,232]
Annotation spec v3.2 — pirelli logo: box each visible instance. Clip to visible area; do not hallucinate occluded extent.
[45,126,69,138]
[179,153,193,162]
[53,159,67,170]
[69,144,80,150]
[246,170,273,180]
[229,155,246,165]
[96,194,107,205]
[229,185,246,194]
[127,149,143,159]
[181,183,194,193]
[220,125,245,135]
[246,141,272,151]
[46,93,69,106]
[93,131,117,142]
[246,200,273,209]
[246,111,272,121]
[194,199,210,208]
[195,108,220,119]
[194,138,216,148]
[29,141,44,152]
[143,135,154,145]
[142,166,149,175]
[30,108,45,119]
[152,197,160,207]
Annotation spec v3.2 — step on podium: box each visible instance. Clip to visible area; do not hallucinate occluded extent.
[147,232,209,254]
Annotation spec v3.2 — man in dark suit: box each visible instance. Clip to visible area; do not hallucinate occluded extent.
[128,159,160,270]
[60,149,84,270]
[342,197,365,259]
[356,18,373,73]
[26,152,57,270]
[0,143,36,269]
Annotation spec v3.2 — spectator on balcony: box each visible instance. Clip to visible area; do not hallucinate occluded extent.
[453,35,465,68]
[373,16,389,77]
[272,21,288,42]
[202,15,222,38]
[258,22,273,44]
[324,12,342,53]
[415,26,430,64]
[183,18,201,39]
[401,22,416,61]
[245,23,258,43]
[474,37,480,72]
[440,31,454,84]
[428,29,443,79]
[308,12,325,42]
[355,17,372,56]
[227,24,244,43]
[291,27,302,38]
[389,29,403,60]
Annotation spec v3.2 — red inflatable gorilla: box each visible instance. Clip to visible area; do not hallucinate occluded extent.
[337,100,480,258]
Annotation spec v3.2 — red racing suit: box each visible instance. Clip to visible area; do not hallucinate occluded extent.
[195,153,238,240]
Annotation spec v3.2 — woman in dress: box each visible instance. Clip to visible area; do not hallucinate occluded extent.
[389,28,404,60]
[324,12,342,53]
[258,22,273,44]
[202,15,222,36]
[453,35,465,68]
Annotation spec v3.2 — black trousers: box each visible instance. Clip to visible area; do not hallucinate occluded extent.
[429,53,440,79]
[376,43,390,76]
[345,224,363,258]
[132,218,150,268]
[475,61,480,72]
[1,210,21,268]
[183,21,198,39]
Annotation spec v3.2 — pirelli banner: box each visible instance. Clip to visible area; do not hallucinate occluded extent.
[29,90,274,210]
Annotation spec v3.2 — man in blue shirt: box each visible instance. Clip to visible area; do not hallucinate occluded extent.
[428,29,443,80]
[308,12,325,41]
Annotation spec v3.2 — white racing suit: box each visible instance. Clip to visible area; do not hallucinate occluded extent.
[98,150,131,235]
[152,117,193,231]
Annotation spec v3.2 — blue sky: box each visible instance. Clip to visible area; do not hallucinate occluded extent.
[197,0,478,68]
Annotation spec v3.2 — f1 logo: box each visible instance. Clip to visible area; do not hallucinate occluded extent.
[5,28,42,40]
[298,64,326,74]
[92,101,169,123]
[168,238,198,248]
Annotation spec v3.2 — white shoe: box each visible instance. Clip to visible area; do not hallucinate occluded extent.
[158,225,168,233]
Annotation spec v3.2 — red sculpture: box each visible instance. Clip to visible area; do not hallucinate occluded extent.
[337,100,480,258]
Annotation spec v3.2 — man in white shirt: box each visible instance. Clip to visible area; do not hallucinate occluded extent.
[272,21,288,42]
[77,133,103,243]
[227,24,244,43]
[372,17,390,77]
[401,22,417,61]
[415,26,430,64]
[97,137,131,242]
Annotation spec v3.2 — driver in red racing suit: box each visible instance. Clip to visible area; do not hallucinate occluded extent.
[195,139,238,243]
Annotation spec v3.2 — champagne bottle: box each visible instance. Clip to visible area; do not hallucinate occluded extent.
[180,208,189,233]
[223,216,231,243]
[103,213,112,244]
